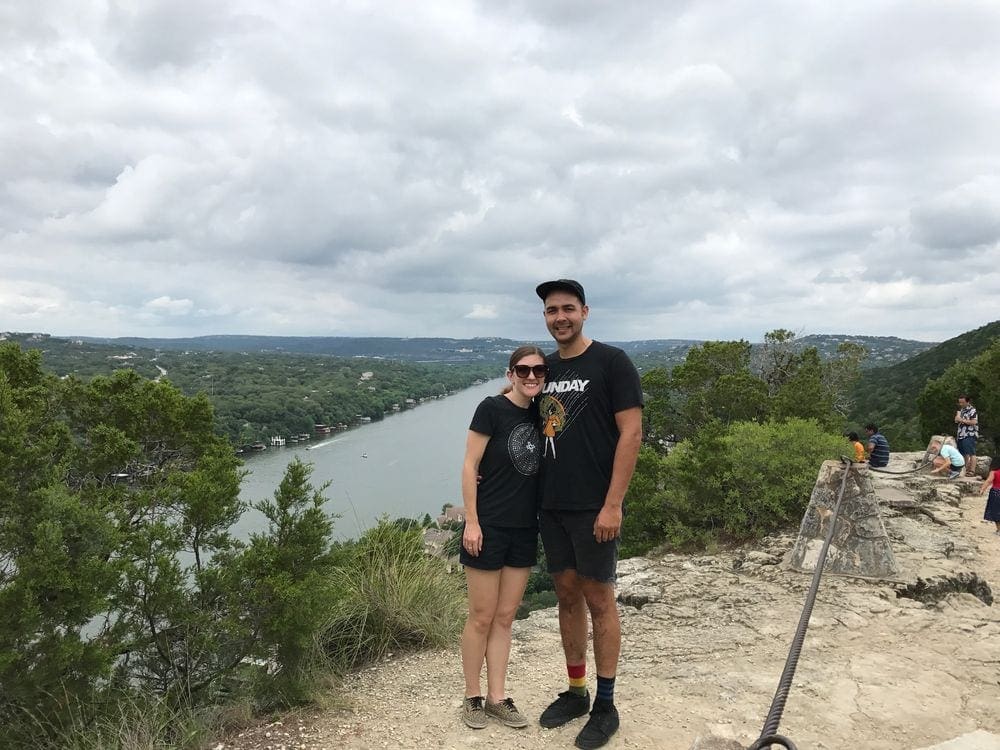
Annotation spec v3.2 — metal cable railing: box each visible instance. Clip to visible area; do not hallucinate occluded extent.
[745,456,855,750]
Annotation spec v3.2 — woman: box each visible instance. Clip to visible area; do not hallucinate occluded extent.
[979,456,1000,535]
[459,345,546,730]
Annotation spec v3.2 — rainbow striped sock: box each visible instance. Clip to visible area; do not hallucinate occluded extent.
[567,662,587,696]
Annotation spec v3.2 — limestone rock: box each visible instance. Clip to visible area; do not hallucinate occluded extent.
[914,730,1000,749]
[788,460,899,580]
[688,736,745,750]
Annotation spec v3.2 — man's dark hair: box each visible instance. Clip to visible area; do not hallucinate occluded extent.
[958,393,972,402]
[864,423,878,432]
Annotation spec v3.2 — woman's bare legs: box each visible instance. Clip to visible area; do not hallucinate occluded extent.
[484,566,531,702]
[461,567,500,697]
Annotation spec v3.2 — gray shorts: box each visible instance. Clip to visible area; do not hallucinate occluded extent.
[957,436,977,457]
[539,509,618,583]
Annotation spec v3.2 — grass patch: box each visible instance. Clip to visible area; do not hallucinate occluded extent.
[320,519,465,671]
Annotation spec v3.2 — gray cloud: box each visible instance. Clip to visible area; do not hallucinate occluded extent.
[2,1,999,343]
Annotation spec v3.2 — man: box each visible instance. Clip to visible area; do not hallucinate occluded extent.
[928,439,965,479]
[865,423,890,468]
[955,394,979,477]
[533,279,643,750]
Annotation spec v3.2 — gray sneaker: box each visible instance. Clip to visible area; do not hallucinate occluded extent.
[485,697,529,728]
[463,696,488,729]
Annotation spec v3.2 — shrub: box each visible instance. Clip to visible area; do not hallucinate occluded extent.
[319,520,465,671]
[43,692,210,750]
[623,419,845,554]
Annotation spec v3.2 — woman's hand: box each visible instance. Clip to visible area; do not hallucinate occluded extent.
[463,521,483,557]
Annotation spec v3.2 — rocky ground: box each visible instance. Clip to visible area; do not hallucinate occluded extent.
[224,453,1000,750]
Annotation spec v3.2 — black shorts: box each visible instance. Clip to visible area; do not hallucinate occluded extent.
[539,509,618,583]
[460,524,538,570]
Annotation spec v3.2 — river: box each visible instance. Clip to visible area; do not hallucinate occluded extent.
[235,377,506,540]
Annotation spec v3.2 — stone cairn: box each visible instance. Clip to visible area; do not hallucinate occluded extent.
[788,459,899,580]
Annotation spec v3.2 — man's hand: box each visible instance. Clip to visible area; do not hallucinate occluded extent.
[593,505,622,543]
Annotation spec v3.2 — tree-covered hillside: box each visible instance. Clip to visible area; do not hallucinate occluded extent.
[79,334,530,363]
[849,320,1000,449]
[2,333,497,444]
[74,333,933,372]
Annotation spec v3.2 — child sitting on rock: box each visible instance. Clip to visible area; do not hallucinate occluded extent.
[846,432,865,463]
[928,440,966,479]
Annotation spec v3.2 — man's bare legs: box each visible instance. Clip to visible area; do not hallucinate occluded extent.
[580,576,620,677]
[553,569,589,664]
[552,569,620,677]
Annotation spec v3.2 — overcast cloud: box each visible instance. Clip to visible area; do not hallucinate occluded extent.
[2,0,999,343]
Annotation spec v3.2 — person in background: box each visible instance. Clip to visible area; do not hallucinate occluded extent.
[865,423,890,468]
[928,439,966,479]
[459,346,546,730]
[978,456,1000,535]
[534,279,643,750]
[955,394,979,477]
[846,432,865,463]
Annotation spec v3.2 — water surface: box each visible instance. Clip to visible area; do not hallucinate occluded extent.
[236,378,506,540]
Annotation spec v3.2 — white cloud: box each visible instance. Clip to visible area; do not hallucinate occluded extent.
[144,296,194,315]
[465,304,499,320]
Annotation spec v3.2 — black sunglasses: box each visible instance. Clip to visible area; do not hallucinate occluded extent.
[511,364,548,378]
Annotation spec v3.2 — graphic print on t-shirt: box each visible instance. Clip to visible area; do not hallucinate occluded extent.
[539,369,589,461]
[540,397,565,458]
[508,421,541,475]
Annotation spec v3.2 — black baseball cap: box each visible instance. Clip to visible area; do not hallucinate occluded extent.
[535,279,586,305]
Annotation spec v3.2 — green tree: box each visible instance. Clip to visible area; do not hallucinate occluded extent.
[756,328,800,395]
[771,348,833,426]
[823,341,867,418]
[917,339,1000,454]
[639,367,675,447]
[0,343,342,744]
[669,340,769,437]
[771,342,865,429]
[239,458,340,703]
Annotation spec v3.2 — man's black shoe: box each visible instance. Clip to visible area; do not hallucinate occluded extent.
[574,701,619,749]
[538,690,590,728]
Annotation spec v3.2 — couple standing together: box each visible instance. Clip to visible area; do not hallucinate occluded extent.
[459,280,644,749]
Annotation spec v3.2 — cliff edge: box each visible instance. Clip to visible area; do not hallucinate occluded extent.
[227,453,1000,750]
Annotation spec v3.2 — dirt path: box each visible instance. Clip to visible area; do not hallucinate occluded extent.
[227,458,1000,750]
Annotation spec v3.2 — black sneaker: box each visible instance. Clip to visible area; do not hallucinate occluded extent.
[539,690,590,728]
[574,701,619,749]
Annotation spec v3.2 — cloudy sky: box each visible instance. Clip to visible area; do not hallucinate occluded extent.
[3,1,1000,344]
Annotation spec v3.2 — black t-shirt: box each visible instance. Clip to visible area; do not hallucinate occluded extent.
[469,395,541,528]
[538,341,644,510]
